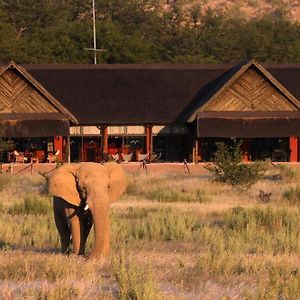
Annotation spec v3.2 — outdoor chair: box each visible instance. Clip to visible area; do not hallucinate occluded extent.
[149,152,162,162]
[13,150,27,163]
[111,153,120,162]
[137,152,149,162]
[121,153,133,162]
[47,150,60,163]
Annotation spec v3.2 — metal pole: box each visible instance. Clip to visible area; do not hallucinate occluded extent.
[92,0,97,65]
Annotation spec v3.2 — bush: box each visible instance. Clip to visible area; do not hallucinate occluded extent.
[206,141,266,188]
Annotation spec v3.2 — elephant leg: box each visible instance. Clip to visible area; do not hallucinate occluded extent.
[65,208,83,255]
[53,197,70,254]
[79,211,93,256]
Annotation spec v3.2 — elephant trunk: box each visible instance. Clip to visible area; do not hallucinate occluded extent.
[89,194,111,259]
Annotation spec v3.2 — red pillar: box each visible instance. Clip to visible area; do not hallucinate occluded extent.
[289,136,298,162]
[197,139,202,163]
[54,136,63,161]
[241,139,250,162]
[145,125,153,154]
[101,126,108,154]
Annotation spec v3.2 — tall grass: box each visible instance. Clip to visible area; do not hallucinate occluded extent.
[112,252,161,300]
[7,194,52,215]
[125,173,210,203]
[144,187,208,203]
[0,174,13,192]
[0,251,107,300]
[0,170,300,298]
[111,206,300,255]
[277,164,300,183]
[283,185,300,206]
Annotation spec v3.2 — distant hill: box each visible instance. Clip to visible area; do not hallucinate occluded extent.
[161,0,300,22]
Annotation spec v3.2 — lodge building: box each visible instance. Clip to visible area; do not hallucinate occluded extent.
[1,59,300,163]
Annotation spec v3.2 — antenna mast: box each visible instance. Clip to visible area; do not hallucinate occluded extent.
[92,0,97,64]
[83,0,107,64]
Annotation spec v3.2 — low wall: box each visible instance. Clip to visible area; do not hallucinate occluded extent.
[0,162,209,176]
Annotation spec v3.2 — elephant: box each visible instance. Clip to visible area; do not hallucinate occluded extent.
[48,161,127,259]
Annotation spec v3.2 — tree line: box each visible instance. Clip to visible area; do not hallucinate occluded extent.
[0,0,299,64]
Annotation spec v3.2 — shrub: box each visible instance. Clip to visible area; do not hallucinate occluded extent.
[206,141,266,188]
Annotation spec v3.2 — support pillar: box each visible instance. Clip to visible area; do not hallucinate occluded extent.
[81,136,84,162]
[193,140,198,163]
[66,136,71,163]
[241,139,250,162]
[197,139,203,163]
[289,136,298,162]
[54,136,63,161]
[101,125,108,154]
[145,125,153,154]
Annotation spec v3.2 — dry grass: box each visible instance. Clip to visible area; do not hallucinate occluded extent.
[0,164,299,299]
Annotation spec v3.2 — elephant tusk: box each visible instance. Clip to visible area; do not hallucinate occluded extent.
[84,204,89,211]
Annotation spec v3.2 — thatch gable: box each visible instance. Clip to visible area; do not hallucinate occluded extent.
[189,59,300,121]
[0,62,77,123]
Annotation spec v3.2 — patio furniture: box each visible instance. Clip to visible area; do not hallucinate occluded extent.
[272,149,288,162]
[13,150,28,163]
[7,152,14,163]
[121,153,133,162]
[111,153,120,162]
[149,152,162,162]
[31,150,45,163]
[47,150,60,163]
[137,152,149,162]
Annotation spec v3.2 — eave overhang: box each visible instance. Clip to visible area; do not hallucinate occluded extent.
[197,111,300,138]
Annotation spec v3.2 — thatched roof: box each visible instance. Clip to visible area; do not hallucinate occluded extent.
[197,111,300,138]
[0,113,70,137]
[22,62,300,126]
[24,64,234,125]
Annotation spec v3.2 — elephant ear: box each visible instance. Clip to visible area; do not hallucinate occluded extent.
[105,162,127,203]
[48,164,81,206]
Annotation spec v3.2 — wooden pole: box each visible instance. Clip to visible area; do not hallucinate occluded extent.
[101,125,108,154]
